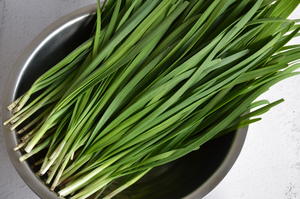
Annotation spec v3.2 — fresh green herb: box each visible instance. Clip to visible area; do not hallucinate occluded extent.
[4,0,300,198]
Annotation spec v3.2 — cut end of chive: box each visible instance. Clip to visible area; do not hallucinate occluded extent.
[17,128,26,134]
[7,100,20,111]
[58,189,68,197]
[12,108,20,114]
[12,106,22,113]
[38,170,44,176]
[50,185,56,191]
[46,176,53,185]
[24,145,33,153]
[19,156,26,162]
[3,120,12,126]
[39,167,49,176]
[10,126,17,131]
[14,143,25,151]
[7,105,15,111]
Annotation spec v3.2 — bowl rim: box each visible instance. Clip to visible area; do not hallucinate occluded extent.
[1,4,247,199]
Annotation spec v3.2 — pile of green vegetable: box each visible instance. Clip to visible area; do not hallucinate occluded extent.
[4,0,300,198]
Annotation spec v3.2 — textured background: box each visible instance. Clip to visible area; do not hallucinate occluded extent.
[0,1,299,199]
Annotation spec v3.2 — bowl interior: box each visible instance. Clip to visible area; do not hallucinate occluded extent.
[13,9,244,199]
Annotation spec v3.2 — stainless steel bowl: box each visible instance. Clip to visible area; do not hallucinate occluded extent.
[1,4,247,199]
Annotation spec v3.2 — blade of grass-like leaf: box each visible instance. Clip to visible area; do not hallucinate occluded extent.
[40,82,109,174]
[102,169,150,199]
[6,82,66,128]
[123,80,281,174]
[102,0,121,46]
[89,67,195,146]
[219,25,264,56]
[235,63,289,84]
[15,108,51,134]
[247,18,294,26]
[194,34,281,96]
[241,98,284,120]
[250,100,270,109]
[83,1,190,149]
[213,0,250,34]
[150,13,200,58]
[116,0,139,31]
[253,0,299,42]
[85,63,191,154]
[33,50,90,91]
[92,0,102,57]
[58,149,134,197]
[206,0,263,60]
[39,112,71,173]
[101,87,227,159]
[184,0,205,20]
[152,0,223,72]
[50,131,91,188]
[100,15,197,104]
[69,173,115,199]
[53,0,170,114]
[138,31,225,100]
[103,105,193,157]
[19,137,51,162]
[85,99,162,155]
[158,50,248,92]
[13,39,92,111]
[216,118,261,138]
[97,41,274,155]
[280,44,300,51]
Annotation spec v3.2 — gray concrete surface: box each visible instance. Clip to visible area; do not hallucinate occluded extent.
[0,1,299,199]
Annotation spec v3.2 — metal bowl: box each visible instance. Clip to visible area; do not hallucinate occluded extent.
[1,4,247,199]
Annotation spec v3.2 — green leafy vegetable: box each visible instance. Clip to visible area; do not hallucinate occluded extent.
[4,0,300,198]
